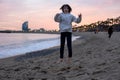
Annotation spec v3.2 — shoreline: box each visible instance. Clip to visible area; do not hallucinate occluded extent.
[0,33,60,59]
[0,32,120,80]
[0,33,80,60]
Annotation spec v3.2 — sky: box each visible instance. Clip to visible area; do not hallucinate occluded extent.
[0,0,120,30]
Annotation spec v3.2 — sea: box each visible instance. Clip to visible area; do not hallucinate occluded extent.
[0,33,79,59]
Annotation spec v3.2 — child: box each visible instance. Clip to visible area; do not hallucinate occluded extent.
[54,4,82,63]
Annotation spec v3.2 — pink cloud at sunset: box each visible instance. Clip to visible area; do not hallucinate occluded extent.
[0,0,120,30]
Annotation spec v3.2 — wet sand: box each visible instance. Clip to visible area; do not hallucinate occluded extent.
[0,32,120,80]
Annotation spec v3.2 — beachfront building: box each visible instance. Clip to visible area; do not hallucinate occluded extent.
[22,21,29,32]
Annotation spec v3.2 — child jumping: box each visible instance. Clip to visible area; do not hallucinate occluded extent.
[54,4,82,63]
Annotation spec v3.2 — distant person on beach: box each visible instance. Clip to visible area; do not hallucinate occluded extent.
[94,28,98,34]
[108,26,113,38]
[54,4,82,63]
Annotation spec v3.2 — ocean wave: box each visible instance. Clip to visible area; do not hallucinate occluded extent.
[0,34,80,59]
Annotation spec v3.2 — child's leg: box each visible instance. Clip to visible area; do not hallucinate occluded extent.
[60,32,66,59]
[67,32,72,58]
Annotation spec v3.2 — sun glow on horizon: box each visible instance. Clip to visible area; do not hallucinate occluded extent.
[0,0,120,30]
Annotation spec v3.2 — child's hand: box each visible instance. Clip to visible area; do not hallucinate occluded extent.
[78,13,82,18]
[56,13,60,17]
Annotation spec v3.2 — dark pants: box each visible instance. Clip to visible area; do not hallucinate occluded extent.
[60,32,72,59]
[108,32,113,38]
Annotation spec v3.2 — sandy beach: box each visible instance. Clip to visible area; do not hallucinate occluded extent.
[0,32,120,80]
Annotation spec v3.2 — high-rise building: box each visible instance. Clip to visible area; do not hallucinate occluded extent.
[22,21,28,31]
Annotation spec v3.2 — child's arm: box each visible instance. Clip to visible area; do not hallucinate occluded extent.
[72,13,82,23]
[54,13,61,22]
